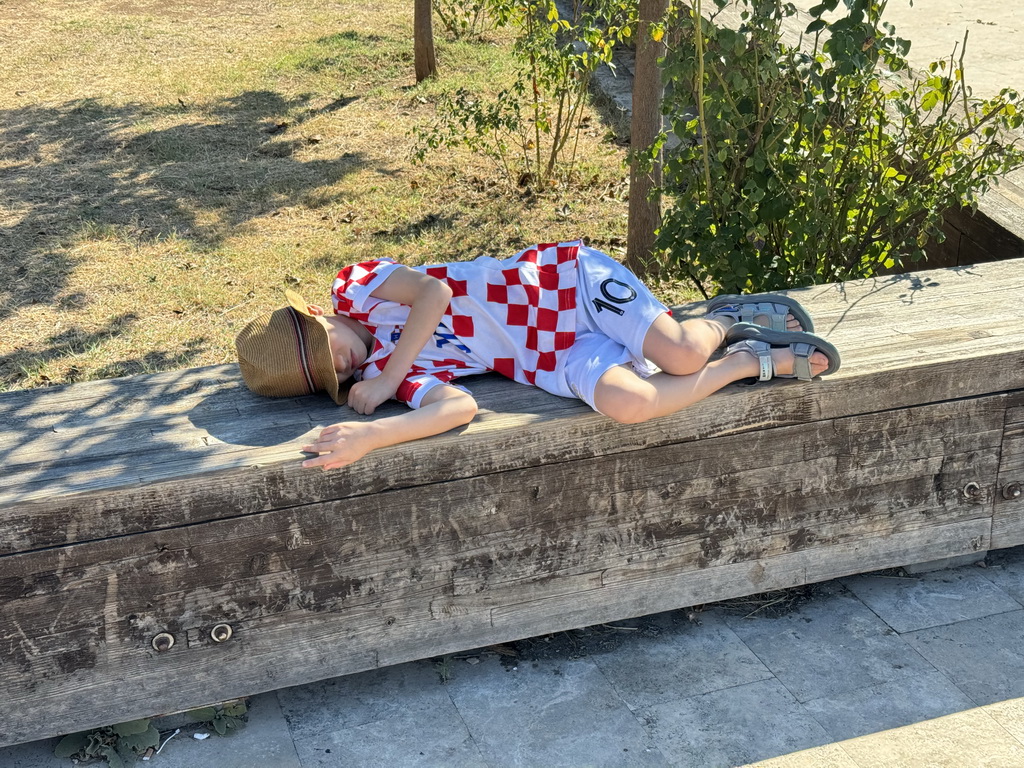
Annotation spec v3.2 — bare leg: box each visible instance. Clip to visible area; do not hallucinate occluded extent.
[595,345,830,424]
[642,312,803,377]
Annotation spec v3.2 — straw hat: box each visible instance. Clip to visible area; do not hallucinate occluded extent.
[235,289,344,404]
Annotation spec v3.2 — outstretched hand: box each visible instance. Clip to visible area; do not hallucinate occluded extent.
[347,377,398,415]
[301,422,377,470]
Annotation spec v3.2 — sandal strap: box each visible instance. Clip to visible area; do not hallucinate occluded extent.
[792,342,814,381]
[736,339,774,381]
[710,301,790,332]
[724,339,774,381]
[737,302,789,332]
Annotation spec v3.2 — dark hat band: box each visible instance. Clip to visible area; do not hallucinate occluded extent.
[287,306,319,395]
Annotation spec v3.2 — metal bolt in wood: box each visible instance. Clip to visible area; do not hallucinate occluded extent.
[210,623,233,643]
[1003,482,1022,501]
[962,481,983,501]
[151,633,175,652]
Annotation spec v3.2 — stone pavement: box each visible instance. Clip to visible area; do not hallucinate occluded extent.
[2,546,1024,767]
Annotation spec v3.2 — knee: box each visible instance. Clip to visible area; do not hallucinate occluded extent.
[599,384,658,424]
[656,339,706,376]
[642,317,714,376]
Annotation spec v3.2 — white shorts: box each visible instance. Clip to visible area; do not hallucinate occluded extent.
[562,247,669,413]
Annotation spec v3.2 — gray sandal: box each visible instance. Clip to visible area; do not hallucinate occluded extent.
[724,325,841,381]
[708,293,815,334]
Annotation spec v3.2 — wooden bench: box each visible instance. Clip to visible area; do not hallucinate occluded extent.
[2,258,1023,747]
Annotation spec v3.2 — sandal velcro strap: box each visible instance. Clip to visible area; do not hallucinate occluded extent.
[746,340,774,381]
[709,293,815,335]
[738,302,788,332]
[791,342,814,381]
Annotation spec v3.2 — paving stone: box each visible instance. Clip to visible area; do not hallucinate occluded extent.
[277,659,453,732]
[744,742,859,767]
[904,609,1024,706]
[636,678,832,768]
[277,661,485,767]
[0,738,62,768]
[979,546,1024,605]
[718,585,934,703]
[801,669,977,742]
[294,697,486,767]
[446,654,668,767]
[590,610,773,709]
[841,569,1022,633]
[984,697,1024,746]
[144,692,301,768]
[837,707,1024,768]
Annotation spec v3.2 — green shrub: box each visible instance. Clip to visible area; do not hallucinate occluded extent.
[656,0,1024,294]
[414,1,635,189]
[433,0,492,39]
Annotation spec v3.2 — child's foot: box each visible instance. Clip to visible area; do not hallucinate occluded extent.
[723,332,841,381]
[725,343,832,379]
[768,346,831,377]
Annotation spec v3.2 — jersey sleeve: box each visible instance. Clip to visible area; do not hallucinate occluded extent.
[331,259,402,318]
[395,371,471,410]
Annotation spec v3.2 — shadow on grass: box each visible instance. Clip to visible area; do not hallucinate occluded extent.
[0,89,367,382]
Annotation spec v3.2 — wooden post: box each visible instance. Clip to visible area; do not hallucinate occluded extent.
[414,0,438,82]
[626,0,668,278]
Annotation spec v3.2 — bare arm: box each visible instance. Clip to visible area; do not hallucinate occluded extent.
[347,265,452,415]
[302,384,477,470]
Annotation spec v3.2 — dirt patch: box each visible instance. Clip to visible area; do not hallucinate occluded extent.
[0,0,250,22]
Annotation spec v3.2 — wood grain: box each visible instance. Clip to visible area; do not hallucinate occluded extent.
[994,391,1024,548]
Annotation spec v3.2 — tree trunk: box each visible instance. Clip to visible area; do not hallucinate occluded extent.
[626,0,668,278]
[414,0,437,82]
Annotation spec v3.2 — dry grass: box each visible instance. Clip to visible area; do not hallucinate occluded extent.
[0,0,697,391]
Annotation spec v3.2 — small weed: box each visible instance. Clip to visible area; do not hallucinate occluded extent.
[435,654,455,684]
[186,699,249,736]
[54,719,160,768]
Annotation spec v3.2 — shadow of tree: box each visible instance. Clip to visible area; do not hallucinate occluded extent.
[0,89,367,383]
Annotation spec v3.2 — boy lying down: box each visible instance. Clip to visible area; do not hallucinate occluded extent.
[235,240,840,469]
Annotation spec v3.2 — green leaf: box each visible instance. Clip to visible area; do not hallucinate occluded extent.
[120,725,161,752]
[188,707,218,721]
[112,719,151,737]
[54,733,90,758]
[98,744,125,768]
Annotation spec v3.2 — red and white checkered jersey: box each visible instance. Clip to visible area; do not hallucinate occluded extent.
[331,241,582,408]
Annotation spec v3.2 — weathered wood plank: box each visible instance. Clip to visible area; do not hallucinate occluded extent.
[993,392,1024,549]
[0,395,1001,745]
[4,256,1023,554]
[488,519,990,639]
[4,348,1016,556]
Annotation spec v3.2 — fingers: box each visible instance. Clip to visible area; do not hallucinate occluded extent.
[301,453,349,470]
[300,421,371,470]
[347,390,386,415]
